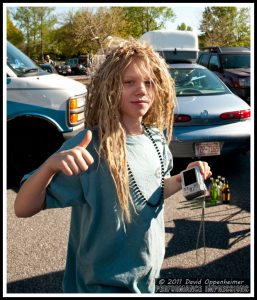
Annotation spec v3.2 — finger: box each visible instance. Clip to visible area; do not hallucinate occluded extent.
[80,148,94,166]
[78,130,92,148]
[200,161,211,180]
[60,160,75,176]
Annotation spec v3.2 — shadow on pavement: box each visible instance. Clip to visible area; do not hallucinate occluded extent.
[160,244,250,280]
[165,219,250,258]
[7,270,64,293]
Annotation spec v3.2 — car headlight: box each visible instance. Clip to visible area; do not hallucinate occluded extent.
[238,77,250,88]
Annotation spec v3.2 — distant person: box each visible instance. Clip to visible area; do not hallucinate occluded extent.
[14,38,212,293]
[33,58,40,64]
[45,54,55,66]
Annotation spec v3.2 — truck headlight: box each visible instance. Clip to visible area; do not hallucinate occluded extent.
[68,94,86,126]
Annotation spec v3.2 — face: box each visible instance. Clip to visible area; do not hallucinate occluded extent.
[120,60,155,124]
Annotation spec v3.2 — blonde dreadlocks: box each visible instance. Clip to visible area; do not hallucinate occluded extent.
[84,38,176,223]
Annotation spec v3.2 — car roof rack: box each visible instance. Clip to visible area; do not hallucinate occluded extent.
[200,46,250,53]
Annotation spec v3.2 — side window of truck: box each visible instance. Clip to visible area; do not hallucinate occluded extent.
[198,53,209,67]
[209,55,220,71]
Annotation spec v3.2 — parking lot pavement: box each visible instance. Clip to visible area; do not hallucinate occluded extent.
[6,152,251,295]
[161,191,250,279]
[160,152,251,294]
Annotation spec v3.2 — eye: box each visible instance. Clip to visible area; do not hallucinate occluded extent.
[123,80,134,85]
[145,80,151,86]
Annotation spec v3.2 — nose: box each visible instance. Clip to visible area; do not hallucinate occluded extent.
[135,81,147,95]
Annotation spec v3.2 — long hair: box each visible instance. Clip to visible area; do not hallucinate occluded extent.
[84,38,176,223]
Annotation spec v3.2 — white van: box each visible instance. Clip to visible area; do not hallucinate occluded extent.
[139,30,199,62]
[6,41,87,183]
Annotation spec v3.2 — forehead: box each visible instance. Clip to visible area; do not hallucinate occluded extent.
[123,59,150,77]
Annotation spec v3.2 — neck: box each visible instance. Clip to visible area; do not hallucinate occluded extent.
[122,120,143,136]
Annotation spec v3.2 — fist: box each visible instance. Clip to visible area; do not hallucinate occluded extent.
[46,130,94,176]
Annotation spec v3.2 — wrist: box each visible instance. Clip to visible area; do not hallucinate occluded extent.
[175,173,182,184]
[41,157,58,177]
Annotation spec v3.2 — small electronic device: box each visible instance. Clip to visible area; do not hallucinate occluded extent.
[181,166,207,200]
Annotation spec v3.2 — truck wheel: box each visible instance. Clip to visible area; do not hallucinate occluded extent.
[7,121,64,186]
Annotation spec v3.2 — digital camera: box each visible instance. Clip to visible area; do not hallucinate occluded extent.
[181,166,207,200]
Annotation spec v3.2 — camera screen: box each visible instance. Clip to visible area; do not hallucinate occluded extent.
[183,168,197,186]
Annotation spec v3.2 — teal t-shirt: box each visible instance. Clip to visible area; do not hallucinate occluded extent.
[23,126,173,293]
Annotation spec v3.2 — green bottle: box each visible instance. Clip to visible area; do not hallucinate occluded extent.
[211,179,218,204]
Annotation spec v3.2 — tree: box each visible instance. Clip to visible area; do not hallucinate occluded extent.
[53,6,175,57]
[11,7,57,60]
[8,6,177,60]
[177,22,193,31]
[122,7,176,38]
[6,8,24,47]
[199,6,250,48]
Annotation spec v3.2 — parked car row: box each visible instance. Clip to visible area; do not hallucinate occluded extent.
[35,31,252,161]
[139,30,251,159]
[197,46,250,104]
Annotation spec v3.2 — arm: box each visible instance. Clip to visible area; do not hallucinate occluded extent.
[14,130,94,218]
[164,160,212,199]
[164,173,182,199]
[14,163,56,218]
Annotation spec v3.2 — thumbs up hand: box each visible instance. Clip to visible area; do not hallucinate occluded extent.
[44,130,94,176]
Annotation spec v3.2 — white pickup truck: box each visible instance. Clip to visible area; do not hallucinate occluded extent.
[6,41,87,183]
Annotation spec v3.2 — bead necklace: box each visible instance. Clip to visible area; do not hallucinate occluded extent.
[127,124,165,208]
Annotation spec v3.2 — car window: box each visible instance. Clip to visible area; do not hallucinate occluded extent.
[7,41,41,76]
[169,67,230,96]
[197,53,209,67]
[220,54,250,69]
[209,55,220,70]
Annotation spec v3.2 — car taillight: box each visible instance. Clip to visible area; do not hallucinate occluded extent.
[174,114,192,122]
[220,109,251,120]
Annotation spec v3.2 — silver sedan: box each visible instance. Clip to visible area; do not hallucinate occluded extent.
[169,63,251,158]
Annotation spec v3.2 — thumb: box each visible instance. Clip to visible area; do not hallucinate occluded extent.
[78,130,92,148]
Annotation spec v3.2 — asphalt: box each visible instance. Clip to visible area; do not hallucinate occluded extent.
[5,152,251,295]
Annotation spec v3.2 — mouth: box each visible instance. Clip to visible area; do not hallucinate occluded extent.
[131,100,148,104]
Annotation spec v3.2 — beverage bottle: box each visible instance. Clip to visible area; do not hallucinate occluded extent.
[222,181,230,204]
[208,177,214,197]
[218,180,223,203]
[221,177,226,190]
[211,179,219,204]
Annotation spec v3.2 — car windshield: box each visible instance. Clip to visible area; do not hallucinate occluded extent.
[7,41,42,76]
[169,67,230,96]
[220,54,250,69]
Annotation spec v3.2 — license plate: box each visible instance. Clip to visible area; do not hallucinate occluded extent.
[195,142,220,156]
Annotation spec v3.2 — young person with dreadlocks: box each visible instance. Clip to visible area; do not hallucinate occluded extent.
[14,38,212,293]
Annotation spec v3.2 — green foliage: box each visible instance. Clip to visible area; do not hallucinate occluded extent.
[122,7,175,37]
[6,8,24,47]
[177,22,193,31]
[199,6,250,48]
[10,7,56,60]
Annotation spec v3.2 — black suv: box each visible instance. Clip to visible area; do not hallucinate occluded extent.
[197,47,250,104]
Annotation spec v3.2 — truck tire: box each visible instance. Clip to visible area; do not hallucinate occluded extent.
[7,118,64,186]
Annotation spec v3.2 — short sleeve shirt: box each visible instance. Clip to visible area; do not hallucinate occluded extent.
[22,126,173,293]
